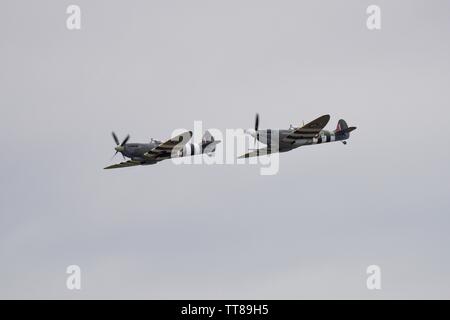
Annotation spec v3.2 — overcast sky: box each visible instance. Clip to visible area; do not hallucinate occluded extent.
[1,0,450,299]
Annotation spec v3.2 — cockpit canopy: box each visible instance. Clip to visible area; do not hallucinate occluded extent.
[150,138,162,144]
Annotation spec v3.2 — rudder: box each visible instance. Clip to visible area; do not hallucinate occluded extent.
[334,119,356,141]
[335,119,348,133]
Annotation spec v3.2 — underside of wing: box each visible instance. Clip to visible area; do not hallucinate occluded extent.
[283,114,330,142]
[238,148,273,159]
[104,160,141,169]
[144,131,192,159]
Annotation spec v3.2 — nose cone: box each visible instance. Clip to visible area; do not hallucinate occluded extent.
[115,146,124,152]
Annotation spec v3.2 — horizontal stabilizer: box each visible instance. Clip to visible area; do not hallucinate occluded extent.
[340,126,357,134]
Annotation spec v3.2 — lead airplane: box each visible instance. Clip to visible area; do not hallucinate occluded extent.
[104,130,220,169]
[239,113,356,158]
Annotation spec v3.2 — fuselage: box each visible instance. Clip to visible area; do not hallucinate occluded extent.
[116,142,158,160]
[116,140,216,162]
[252,128,350,153]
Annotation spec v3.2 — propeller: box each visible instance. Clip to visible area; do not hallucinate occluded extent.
[112,132,120,146]
[120,134,130,146]
[111,132,130,160]
[253,113,259,147]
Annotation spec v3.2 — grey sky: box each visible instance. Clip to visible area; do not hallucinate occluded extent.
[1,0,450,299]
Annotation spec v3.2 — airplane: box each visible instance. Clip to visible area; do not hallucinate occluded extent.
[104,130,220,169]
[239,113,356,158]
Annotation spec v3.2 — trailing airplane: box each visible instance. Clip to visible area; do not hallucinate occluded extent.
[104,130,220,169]
[239,113,356,158]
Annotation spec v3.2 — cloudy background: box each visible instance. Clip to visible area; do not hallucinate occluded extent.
[1,0,450,299]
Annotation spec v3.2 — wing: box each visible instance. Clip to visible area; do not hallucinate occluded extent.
[283,114,330,142]
[144,131,192,159]
[104,160,141,169]
[238,148,273,159]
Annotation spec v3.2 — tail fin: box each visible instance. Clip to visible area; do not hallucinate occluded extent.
[335,119,356,140]
[202,130,215,144]
[335,119,348,133]
[202,130,221,155]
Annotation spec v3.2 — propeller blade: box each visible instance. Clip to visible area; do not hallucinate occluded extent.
[255,113,259,131]
[112,132,119,145]
[111,151,118,160]
[120,134,130,146]
[254,113,259,147]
